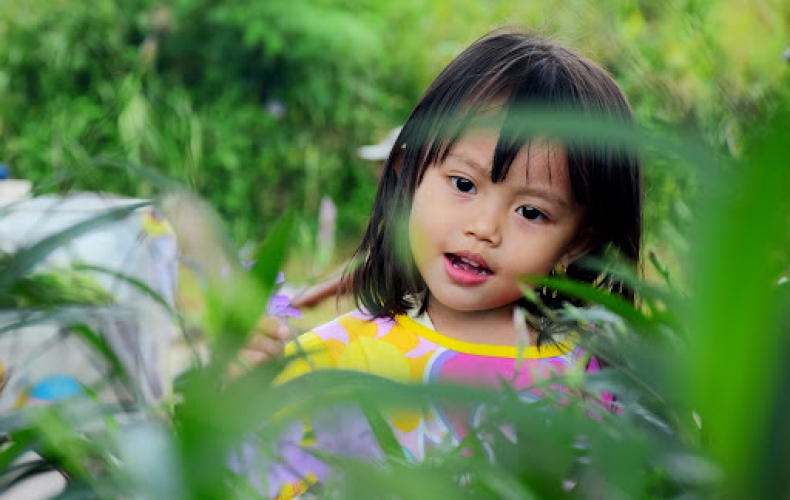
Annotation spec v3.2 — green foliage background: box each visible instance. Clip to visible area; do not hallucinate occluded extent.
[1,0,787,246]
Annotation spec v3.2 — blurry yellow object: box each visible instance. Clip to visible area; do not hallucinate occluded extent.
[12,388,30,409]
[141,208,174,238]
[275,472,318,500]
[176,262,207,320]
[0,360,6,400]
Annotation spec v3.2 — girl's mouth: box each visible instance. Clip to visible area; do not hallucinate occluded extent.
[446,253,492,274]
[444,253,493,286]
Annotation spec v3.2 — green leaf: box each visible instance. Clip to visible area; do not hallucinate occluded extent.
[0,428,39,480]
[687,103,790,497]
[519,276,656,335]
[360,402,403,459]
[68,323,130,391]
[250,211,295,298]
[207,212,295,369]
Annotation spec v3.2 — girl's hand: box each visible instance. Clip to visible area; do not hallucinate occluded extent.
[241,316,290,366]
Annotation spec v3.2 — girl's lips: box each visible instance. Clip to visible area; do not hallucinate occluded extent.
[444,253,493,286]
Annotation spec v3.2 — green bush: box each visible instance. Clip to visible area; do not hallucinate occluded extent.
[0,0,424,243]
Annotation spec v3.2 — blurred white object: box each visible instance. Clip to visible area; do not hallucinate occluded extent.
[357,126,402,161]
[0,452,67,500]
[0,194,178,410]
[0,179,33,200]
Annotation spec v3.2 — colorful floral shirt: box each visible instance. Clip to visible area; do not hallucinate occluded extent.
[265,310,601,499]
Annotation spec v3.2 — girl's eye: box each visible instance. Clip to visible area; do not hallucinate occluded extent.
[450,176,476,194]
[517,205,548,221]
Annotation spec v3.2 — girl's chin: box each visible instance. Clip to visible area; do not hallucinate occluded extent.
[427,295,518,316]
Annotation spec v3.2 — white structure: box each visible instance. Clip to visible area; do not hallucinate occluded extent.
[0,194,179,412]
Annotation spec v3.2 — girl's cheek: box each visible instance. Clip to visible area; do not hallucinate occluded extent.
[408,219,431,263]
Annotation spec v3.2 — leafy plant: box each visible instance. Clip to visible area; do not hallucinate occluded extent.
[0,263,115,309]
[1,96,786,498]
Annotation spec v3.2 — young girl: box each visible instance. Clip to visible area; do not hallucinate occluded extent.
[251,27,642,498]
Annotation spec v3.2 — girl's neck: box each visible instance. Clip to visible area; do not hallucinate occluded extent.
[425,295,538,347]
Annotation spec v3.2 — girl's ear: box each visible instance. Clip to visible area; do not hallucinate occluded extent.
[559,227,596,270]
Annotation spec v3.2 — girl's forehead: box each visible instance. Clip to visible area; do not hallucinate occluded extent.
[447,131,567,171]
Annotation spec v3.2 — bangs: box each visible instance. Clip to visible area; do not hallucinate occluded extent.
[400,40,593,192]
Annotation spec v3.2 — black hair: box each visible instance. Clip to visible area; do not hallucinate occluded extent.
[348,28,643,323]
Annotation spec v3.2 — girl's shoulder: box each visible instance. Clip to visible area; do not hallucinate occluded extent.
[302,311,585,363]
[285,310,420,382]
[310,309,397,341]
[287,310,403,360]
[280,310,388,380]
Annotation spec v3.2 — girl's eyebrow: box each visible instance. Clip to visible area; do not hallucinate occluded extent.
[447,152,571,209]
[517,185,571,210]
[446,152,489,176]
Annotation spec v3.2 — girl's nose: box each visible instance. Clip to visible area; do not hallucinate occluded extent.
[463,205,502,246]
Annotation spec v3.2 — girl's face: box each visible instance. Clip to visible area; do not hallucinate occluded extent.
[408,131,591,316]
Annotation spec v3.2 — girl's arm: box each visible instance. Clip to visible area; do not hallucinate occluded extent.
[289,273,345,309]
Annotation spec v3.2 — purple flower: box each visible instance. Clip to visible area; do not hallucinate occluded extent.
[266,272,299,319]
[266,294,301,319]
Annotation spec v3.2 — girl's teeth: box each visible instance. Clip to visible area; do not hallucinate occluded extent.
[460,257,480,268]
[451,255,490,274]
